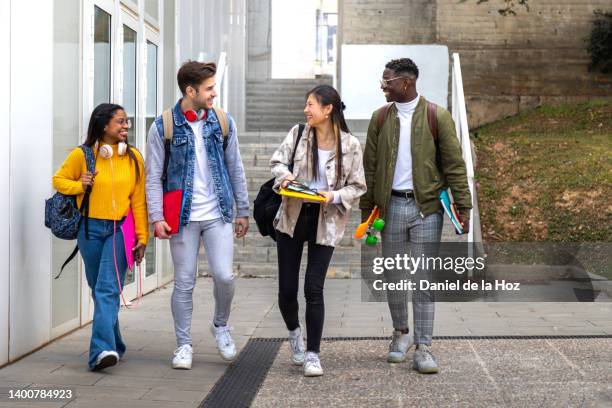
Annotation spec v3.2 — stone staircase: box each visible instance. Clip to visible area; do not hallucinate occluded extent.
[198,130,468,278]
[246,77,333,131]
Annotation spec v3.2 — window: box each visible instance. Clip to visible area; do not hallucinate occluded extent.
[93,6,111,106]
[122,25,137,145]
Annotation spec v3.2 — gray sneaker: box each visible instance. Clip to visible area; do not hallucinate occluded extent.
[413,344,439,374]
[387,330,412,363]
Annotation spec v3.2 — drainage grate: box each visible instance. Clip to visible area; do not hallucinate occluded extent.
[200,334,612,407]
[199,338,282,408]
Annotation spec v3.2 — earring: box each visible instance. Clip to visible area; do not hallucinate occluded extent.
[325,115,329,118]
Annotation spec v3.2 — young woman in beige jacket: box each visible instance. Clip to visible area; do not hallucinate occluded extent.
[270,85,366,377]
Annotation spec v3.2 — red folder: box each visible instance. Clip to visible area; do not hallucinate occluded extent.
[155,189,183,237]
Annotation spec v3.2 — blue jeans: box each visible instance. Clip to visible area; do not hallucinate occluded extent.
[77,218,127,369]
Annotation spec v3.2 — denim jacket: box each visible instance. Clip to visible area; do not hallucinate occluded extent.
[145,100,249,227]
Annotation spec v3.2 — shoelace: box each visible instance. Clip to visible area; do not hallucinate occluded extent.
[389,334,401,352]
[215,326,234,347]
[417,346,435,362]
[175,345,191,359]
[305,354,321,369]
[289,335,303,354]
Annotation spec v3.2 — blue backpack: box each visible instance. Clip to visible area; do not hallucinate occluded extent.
[45,145,96,277]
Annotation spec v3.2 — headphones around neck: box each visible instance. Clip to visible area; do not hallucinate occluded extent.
[184,109,206,122]
[96,141,128,159]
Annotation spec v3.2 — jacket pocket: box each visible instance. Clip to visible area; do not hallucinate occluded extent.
[168,136,188,186]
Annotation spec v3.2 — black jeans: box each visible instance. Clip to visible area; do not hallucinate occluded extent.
[276,203,335,353]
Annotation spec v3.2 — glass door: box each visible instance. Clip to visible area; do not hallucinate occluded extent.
[119,8,140,300]
[142,27,161,293]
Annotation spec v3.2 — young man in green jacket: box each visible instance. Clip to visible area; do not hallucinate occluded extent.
[360,58,472,373]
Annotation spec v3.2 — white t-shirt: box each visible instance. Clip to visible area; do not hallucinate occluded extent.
[189,120,222,221]
[392,95,420,191]
[309,148,342,204]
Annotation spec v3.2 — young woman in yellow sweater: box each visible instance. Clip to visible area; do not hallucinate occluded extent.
[53,103,148,371]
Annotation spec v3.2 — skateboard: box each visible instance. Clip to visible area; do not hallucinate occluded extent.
[354,206,385,245]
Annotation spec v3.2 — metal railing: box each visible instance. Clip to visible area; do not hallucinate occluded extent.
[451,53,481,252]
[215,51,229,111]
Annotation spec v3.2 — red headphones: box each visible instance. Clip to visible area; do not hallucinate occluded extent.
[184,109,206,122]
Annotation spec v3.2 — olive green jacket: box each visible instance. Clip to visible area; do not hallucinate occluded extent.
[359,96,472,219]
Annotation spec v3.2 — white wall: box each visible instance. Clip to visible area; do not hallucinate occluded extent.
[271,0,316,78]
[341,44,449,120]
[8,0,53,360]
[0,0,11,368]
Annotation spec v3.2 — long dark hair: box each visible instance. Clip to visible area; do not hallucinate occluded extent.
[306,85,350,188]
[84,103,140,181]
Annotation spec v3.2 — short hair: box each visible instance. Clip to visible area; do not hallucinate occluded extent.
[177,60,216,95]
[385,58,419,79]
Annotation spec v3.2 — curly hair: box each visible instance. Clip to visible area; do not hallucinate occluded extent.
[385,58,419,79]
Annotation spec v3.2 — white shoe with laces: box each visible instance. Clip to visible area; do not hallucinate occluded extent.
[210,323,237,361]
[303,351,323,377]
[93,350,119,371]
[288,326,305,365]
[172,344,193,369]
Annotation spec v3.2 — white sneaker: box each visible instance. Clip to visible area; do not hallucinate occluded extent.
[210,323,237,361]
[288,327,305,365]
[303,351,323,377]
[172,344,193,369]
[93,350,119,371]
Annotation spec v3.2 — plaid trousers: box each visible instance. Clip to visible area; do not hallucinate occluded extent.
[381,195,443,345]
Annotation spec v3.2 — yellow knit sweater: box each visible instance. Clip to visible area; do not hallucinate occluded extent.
[52,145,149,245]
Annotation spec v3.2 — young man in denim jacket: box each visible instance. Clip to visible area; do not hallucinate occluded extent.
[145,61,249,369]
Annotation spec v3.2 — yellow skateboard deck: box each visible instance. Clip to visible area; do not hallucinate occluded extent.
[279,188,327,202]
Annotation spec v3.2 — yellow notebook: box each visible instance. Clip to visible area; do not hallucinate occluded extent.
[279,188,327,202]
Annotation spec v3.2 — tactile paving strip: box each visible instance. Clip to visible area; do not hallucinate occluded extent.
[200,334,612,407]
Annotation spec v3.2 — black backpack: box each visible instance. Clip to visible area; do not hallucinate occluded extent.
[253,124,304,241]
[45,144,96,278]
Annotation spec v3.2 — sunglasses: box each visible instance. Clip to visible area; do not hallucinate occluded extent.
[379,77,408,88]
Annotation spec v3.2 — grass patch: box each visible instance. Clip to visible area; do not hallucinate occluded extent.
[473,99,611,244]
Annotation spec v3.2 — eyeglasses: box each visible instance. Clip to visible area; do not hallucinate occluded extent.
[379,77,408,88]
[115,118,132,129]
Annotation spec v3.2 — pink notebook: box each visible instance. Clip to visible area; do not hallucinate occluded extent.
[121,208,136,270]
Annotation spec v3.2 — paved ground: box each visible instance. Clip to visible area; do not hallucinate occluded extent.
[253,339,612,407]
[1,277,611,407]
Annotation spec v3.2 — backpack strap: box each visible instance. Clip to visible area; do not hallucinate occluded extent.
[212,106,230,151]
[161,109,174,184]
[375,103,393,132]
[79,145,96,239]
[426,101,442,168]
[427,101,438,141]
[288,124,305,172]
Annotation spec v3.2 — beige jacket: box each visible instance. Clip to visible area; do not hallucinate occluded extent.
[270,124,367,247]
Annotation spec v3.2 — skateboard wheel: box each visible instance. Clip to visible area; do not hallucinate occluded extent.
[372,218,385,231]
[365,234,378,246]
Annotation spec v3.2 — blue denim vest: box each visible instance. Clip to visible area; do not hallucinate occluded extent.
[154,100,234,225]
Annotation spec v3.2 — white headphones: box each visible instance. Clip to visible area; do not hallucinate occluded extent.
[97,142,128,159]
